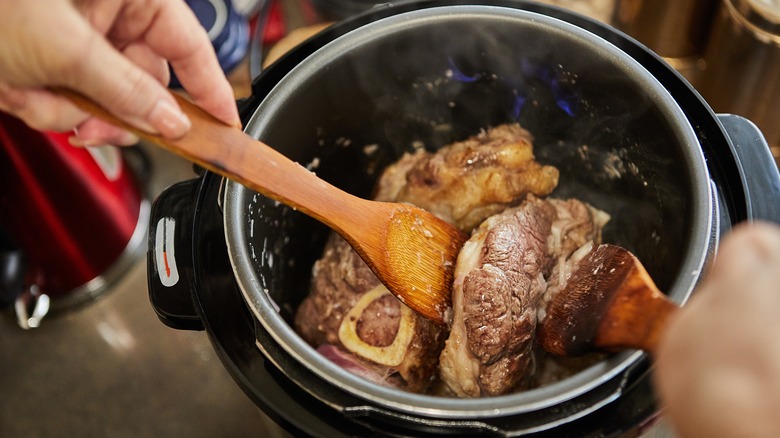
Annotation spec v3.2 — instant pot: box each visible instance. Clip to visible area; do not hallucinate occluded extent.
[147,1,780,436]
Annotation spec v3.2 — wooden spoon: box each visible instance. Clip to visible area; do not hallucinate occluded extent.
[538,243,679,356]
[58,89,467,325]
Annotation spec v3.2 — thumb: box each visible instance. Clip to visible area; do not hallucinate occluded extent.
[59,28,191,139]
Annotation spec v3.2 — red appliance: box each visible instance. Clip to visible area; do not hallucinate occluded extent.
[0,112,148,327]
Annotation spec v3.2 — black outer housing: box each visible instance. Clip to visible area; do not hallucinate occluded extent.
[147,1,780,436]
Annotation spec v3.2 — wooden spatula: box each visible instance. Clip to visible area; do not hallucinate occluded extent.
[538,244,679,356]
[58,89,467,325]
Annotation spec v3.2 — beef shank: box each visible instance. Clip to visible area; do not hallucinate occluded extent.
[439,195,609,397]
[294,123,601,396]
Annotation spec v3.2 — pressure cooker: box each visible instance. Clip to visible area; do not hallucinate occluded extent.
[147,0,780,436]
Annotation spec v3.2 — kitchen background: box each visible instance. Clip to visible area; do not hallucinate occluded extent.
[1,0,778,436]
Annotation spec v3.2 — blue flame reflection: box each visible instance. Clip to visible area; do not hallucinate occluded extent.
[447,57,480,83]
[550,77,577,117]
[511,94,526,119]
[449,57,579,118]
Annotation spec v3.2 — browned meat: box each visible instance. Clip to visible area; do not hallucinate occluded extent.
[294,233,447,393]
[548,198,610,264]
[295,123,606,396]
[374,123,560,231]
[439,195,609,397]
[296,123,562,394]
[295,233,380,347]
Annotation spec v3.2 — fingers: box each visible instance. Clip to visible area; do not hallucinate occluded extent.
[1,37,176,146]
[59,26,192,139]
[122,42,170,88]
[140,0,241,128]
[0,82,138,146]
[32,1,189,139]
[70,43,169,146]
[711,222,780,282]
[0,0,181,141]
[0,0,238,142]
[710,221,780,330]
[71,119,139,147]
[655,221,780,438]
[64,0,240,137]
[700,221,780,313]
[0,82,89,132]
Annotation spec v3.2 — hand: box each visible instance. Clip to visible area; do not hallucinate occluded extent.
[0,0,241,146]
[655,221,780,438]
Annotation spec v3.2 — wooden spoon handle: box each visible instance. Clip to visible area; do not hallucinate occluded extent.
[56,89,366,235]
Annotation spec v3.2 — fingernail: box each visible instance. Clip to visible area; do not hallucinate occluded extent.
[114,131,140,146]
[68,130,138,147]
[149,99,191,138]
[68,135,100,147]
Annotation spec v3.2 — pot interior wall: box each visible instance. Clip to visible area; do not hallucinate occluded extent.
[230,6,707,417]
[243,9,696,318]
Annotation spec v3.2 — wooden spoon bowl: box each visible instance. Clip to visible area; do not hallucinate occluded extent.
[538,244,679,356]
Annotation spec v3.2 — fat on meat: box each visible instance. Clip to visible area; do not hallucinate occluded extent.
[294,233,446,393]
[374,123,559,231]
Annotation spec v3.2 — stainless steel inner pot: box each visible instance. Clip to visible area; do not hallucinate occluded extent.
[222,5,712,423]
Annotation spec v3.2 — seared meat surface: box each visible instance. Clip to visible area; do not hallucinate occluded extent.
[295,233,380,348]
[375,123,560,231]
[294,123,608,397]
[439,195,609,397]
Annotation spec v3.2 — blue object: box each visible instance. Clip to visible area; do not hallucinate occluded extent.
[170,0,249,88]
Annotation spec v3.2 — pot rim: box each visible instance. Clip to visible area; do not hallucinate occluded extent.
[225,4,712,420]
